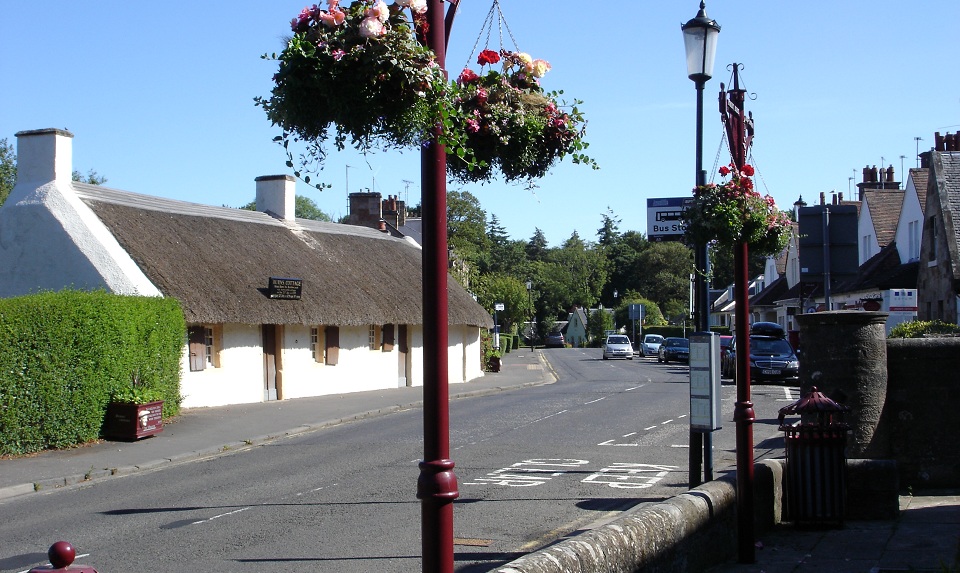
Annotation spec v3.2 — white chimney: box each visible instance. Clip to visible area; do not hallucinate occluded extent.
[14,128,74,187]
[255,175,296,221]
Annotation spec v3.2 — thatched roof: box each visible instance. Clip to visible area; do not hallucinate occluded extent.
[74,183,492,328]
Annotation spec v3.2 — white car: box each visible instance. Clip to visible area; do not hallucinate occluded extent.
[639,334,664,357]
[602,334,634,360]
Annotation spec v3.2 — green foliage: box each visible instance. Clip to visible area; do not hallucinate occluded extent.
[888,320,960,338]
[475,273,531,334]
[684,164,791,257]
[72,169,107,185]
[0,137,15,206]
[237,195,333,221]
[0,290,185,455]
[446,50,596,183]
[586,308,614,347]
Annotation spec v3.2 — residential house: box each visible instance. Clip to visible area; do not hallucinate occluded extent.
[564,307,588,347]
[0,128,493,409]
[917,133,960,323]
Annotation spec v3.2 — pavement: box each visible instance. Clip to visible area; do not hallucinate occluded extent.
[2,348,958,572]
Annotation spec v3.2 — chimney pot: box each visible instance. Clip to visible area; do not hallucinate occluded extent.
[14,128,74,186]
[255,175,296,221]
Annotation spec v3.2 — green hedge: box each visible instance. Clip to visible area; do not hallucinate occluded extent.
[0,290,185,456]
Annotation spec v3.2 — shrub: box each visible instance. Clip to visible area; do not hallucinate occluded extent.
[888,319,960,339]
[0,290,185,455]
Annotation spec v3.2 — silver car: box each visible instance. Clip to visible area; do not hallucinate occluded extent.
[640,334,664,357]
[602,334,634,360]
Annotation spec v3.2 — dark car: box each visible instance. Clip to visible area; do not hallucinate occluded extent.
[544,331,565,348]
[726,322,799,383]
[658,337,689,363]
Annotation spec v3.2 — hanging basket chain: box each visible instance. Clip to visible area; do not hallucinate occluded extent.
[462,0,521,71]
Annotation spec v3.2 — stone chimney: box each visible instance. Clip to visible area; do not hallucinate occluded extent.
[346,190,383,228]
[255,175,296,221]
[14,128,74,187]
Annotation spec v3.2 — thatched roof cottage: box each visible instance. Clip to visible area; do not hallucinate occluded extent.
[0,128,492,408]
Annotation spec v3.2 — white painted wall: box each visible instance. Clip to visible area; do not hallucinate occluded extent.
[0,130,160,298]
[179,323,484,408]
[895,173,924,263]
[858,200,879,265]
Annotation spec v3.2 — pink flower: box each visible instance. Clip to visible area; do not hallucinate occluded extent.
[365,0,389,23]
[331,49,345,61]
[318,8,345,27]
[291,7,312,32]
[466,119,480,133]
[359,16,386,37]
[529,59,551,78]
[476,87,488,104]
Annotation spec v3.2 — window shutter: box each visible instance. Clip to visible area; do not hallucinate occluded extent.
[382,324,395,352]
[188,326,206,372]
[325,326,339,365]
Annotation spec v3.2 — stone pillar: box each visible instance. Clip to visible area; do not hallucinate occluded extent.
[796,311,889,458]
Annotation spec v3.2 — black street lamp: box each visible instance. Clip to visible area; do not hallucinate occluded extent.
[526,280,533,352]
[681,0,719,501]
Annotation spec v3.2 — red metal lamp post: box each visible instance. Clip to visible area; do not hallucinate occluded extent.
[681,0,720,489]
[720,64,757,564]
[416,2,461,573]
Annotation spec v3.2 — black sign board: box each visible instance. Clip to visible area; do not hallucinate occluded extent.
[268,277,303,300]
[798,205,859,286]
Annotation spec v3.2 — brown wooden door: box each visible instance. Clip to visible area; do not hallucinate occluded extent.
[263,324,278,401]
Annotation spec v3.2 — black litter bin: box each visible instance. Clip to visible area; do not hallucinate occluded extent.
[778,387,850,527]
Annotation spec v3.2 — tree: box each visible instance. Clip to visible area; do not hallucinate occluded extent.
[0,138,15,205]
[596,208,621,248]
[474,273,531,335]
[525,228,549,262]
[238,195,333,221]
[587,308,613,346]
[72,169,107,185]
[634,241,694,309]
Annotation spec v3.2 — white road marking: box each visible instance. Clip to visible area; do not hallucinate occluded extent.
[671,444,690,448]
[644,426,657,431]
[622,432,637,437]
[584,397,607,404]
[191,506,251,525]
[625,385,646,391]
[661,419,674,424]
[598,439,638,446]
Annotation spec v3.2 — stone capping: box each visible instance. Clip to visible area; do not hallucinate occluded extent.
[494,459,897,573]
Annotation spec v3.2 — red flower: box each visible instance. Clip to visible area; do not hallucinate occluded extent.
[719,166,731,176]
[477,49,501,66]
[457,68,479,85]
[741,164,755,176]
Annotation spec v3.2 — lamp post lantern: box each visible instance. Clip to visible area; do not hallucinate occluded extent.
[681,0,719,494]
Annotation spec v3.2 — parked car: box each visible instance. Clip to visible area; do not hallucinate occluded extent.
[658,337,689,363]
[725,322,799,383]
[544,331,565,348]
[639,334,664,357]
[719,335,734,377]
[602,334,634,360]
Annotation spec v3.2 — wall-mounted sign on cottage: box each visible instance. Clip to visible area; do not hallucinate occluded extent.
[268,277,302,300]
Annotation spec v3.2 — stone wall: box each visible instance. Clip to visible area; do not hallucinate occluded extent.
[882,337,960,488]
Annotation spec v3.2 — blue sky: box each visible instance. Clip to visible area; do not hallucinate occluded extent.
[3,1,958,247]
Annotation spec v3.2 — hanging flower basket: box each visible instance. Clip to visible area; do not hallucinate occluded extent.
[255,1,445,178]
[446,49,596,183]
[683,164,792,257]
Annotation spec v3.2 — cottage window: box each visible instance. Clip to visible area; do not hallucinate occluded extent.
[369,324,382,350]
[311,327,327,363]
[930,217,939,261]
[188,324,221,371]
[909,220,920,261]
